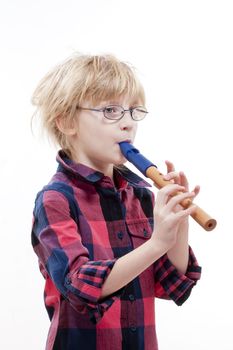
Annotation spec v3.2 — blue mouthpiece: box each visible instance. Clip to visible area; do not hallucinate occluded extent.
[118,142,156,176]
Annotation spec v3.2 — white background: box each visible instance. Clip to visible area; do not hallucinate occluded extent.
[0,1,232,349]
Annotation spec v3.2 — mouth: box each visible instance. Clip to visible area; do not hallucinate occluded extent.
[118,139,132,144]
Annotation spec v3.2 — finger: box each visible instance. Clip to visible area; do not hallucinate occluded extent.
[163,171,181,185]
[156,184,185,207]
[193,185,200,196]
[166,191,195,212]
[166,171,190,191]
[165,160,175,173]
[179,171,189,191]
[174,185,200,210]
[159,184,185,196]
[164,170,186,187]
[176,204,198,219]
[187,185,200,200]
[168,205,198,226]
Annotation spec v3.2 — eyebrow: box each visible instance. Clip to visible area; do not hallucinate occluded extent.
[99,100,142,107]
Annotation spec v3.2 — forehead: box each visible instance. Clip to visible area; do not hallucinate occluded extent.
[92,95,143,107]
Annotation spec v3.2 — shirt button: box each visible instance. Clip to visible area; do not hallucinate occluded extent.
[143,229,148,237]
[130,325,137,332]
[129,294,135,301]
[66,277,71,285]
[117,231,124,240]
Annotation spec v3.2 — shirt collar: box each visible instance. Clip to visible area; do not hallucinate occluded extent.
[56,150,152,189]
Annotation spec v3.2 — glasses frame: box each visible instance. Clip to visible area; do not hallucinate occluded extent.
[77,104,148,121]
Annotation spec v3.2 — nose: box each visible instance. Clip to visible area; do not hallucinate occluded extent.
[119,110,135,130]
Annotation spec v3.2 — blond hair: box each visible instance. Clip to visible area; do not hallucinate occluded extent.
[31,52,145,156]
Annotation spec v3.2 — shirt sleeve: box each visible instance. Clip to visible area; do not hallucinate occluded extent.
[153,246,202,305]
[32,189,125,324]
[149,189,201,305]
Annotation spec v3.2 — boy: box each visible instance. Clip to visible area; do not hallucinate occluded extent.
[31,53,201,350]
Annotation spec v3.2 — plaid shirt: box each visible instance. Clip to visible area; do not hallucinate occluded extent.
[31,150,201,350]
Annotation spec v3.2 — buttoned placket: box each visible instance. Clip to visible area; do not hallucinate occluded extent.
[106,180,139,337]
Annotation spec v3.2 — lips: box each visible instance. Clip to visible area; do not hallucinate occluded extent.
[119,139,132,144]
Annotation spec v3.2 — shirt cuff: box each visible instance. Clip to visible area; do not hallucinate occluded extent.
[64,259,125,324]
[154,246,202,305]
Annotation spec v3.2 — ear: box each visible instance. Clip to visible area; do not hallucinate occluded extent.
[55,116,77,136]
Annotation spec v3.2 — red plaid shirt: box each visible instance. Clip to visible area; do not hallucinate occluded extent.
[31,150,201,350]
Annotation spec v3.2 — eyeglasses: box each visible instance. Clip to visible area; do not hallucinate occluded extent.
[77,105,148,121]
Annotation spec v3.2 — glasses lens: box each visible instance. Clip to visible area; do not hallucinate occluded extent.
[104,105,124,120]
[132,107,148,121]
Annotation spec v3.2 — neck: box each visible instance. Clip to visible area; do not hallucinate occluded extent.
[71,153,114,180]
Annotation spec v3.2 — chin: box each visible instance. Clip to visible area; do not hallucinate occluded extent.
[114,156,127,166]
[112,148,128,165]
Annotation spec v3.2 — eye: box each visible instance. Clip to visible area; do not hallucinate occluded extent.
[134,106,147,113]
[103,105,124,119]
[104,105,122,114]
[105,106,116,113]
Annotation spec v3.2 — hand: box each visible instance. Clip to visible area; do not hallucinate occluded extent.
[150,184,197,253]
[163,160,200,209]
[163,160,200,233]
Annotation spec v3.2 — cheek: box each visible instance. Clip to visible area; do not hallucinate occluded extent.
[132,124,138,139]
[85,124,111,148]
[81,119,101,139]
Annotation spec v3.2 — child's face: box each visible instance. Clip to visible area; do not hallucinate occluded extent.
[70,97,139,176]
